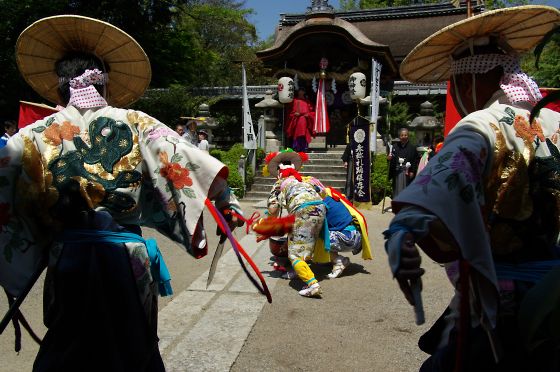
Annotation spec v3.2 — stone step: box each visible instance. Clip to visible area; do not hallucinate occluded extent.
[256,164,347,173]
[252,175,347,185]
[243,186,347,205]
[305,152,344,159]
[301,165,346,172]
[244,178,347,198]
[304,158,345,165]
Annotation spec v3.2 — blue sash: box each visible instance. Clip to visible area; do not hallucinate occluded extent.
[61,229,173,297]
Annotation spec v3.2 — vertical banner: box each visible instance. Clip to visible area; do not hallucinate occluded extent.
[370,58,382,152]
[242,63,257,149]
[257,116,266,149]
[351,116,371,203]
[314,78,330,134]
[444,81,461,136]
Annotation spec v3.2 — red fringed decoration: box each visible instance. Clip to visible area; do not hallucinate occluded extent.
[298,151,309,163]
[279,168,302,181]
[264,152,278,164]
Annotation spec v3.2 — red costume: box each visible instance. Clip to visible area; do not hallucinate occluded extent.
[287,97,315,152]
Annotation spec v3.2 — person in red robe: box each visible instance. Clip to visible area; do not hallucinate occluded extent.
[287,88,315,152]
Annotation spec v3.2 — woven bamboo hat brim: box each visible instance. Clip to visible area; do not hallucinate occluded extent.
[16,15,151,107]
[268,152,303,178]
[400,5,560,83]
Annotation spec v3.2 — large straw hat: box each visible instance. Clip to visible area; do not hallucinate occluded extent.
[16,15,151,107]
[400,5,560,83]
[265,149,309,178]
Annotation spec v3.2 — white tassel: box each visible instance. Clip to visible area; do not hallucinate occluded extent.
[312,76,318,93]
[294,74,299,90]
[331,79,337,94]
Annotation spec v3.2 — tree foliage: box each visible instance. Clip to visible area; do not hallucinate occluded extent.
[339,0,528,11]
[522,32,560,89]
[388,100,412,136]
[0,0,264,121]
[339,0,441,10]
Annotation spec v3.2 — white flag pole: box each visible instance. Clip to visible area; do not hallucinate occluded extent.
[242,63,257,150]
[370,58,382,153]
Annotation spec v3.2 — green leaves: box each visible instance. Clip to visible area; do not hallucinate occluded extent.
[184,162,200,171]
[498,107,516,126]
[534,26,560,70]
[182,187,196,198]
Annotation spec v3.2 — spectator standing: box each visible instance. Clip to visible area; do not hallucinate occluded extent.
[183,120,198,146]
[0,120,17,148]
[198,130,209,152]
[174,123,185,137]
[387,128,419,199]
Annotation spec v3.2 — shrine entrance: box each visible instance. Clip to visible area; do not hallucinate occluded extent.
[256,0,397,148]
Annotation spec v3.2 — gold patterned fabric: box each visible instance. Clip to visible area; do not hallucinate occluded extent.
[391,91,560,329]
[0,105,237,297]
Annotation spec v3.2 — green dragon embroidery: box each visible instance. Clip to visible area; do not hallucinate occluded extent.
[48,117,141,212]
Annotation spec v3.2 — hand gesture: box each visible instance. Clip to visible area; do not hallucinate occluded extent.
[395,233,425,306]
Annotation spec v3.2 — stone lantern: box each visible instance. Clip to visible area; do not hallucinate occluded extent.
[255,89,283,152]
[408,101,441,150]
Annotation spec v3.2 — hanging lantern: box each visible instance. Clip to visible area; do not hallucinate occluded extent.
[278,77,295,104]
[348,72,367,100]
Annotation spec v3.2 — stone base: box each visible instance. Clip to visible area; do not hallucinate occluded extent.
[265,138,281,153]
[309,136,326,149]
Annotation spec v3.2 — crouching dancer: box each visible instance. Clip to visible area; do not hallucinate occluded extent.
[322,187,372,279]
[266,150,325,297]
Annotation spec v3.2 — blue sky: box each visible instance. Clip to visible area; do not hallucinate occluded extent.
[243,0,560,41]
[244,0,341,40]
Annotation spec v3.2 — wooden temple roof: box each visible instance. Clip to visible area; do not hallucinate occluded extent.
[257,2,483,78]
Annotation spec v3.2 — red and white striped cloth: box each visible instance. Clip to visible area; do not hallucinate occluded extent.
[314,79,330,134]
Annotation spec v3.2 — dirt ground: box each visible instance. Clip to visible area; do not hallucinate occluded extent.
[1,200,454,371]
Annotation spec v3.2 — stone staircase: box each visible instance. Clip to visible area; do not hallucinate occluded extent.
[242,147,347,205]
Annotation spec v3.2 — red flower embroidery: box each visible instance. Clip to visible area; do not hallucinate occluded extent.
[160,162,193,189]
[514,115,545,143]
[0,203,10,229]
[159,151,193,189]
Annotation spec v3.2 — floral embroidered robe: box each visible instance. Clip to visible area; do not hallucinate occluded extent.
[390,91,560,330]
[267,176,325,260]
[0,105,239,302]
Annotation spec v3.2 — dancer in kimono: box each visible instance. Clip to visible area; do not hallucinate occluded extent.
[321,187,372,279]
[287,88,315,152]
[265,149,325,297]
[1,15,248,371]
[384,6,560,371]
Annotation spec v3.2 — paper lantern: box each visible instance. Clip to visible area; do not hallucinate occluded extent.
[278,77,294,104]
[348,72,366,100]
